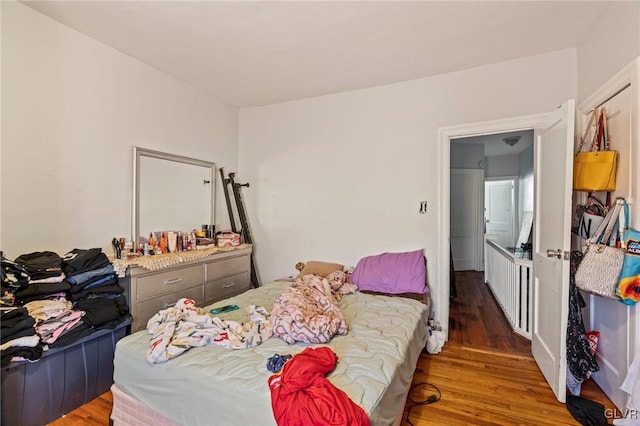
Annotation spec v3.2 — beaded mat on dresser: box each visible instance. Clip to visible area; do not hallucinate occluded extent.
[111,243,251,276]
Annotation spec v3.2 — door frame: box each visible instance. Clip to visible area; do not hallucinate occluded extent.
[436,113,548,335]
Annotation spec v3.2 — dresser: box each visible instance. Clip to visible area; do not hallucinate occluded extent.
[121,247,252,332]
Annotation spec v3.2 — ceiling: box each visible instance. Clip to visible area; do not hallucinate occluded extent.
[453,130,534,157]
[23,1,608,108]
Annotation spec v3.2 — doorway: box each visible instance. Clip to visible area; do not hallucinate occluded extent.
[449,131,533,278]
[440,102,608,404]
[436,114,545,337]
[448,130,533,355]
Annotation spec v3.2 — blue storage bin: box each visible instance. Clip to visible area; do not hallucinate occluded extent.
[1,317,130,426]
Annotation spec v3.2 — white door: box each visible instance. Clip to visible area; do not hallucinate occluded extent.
[450,169,483,271]
[531,99,575,403]
[484,179,514,248]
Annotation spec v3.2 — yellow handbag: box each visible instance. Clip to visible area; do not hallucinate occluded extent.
[573,107,617,192]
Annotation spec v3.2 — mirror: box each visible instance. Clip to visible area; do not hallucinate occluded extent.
[132,147,215,249]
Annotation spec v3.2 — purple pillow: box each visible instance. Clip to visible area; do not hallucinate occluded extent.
[350,250,427,294]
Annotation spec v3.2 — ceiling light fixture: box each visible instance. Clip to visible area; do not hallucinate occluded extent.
[503,136,521,147]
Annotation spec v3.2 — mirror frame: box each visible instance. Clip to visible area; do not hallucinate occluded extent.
[132,147,216,249]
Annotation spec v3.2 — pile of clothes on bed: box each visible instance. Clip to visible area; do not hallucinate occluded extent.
[1,249,130,366]
[146,299,272,363]
[268,346,370,426]
[145,269,360,364]
[270,270,357,344]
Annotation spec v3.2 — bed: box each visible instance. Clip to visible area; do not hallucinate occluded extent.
[111,255,430,426]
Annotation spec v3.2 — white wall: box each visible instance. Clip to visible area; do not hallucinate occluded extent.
[0,2,239,259]
[577,1,640,102]
[239,49,577,309]
[517,144,534,233]
[484,154,519,178]
[450,143,484,169]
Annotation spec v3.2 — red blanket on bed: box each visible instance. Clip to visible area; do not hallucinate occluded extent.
[267,347,370,426]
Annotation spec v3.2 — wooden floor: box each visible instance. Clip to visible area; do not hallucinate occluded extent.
[447,271,532,356]
[400,271,616,426]
[49,271,616,425]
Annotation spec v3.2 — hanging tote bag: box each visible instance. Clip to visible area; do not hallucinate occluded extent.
[571,195,607,240]
[573,108,618,192]
[616,203,640,305]
[575,198,625,300]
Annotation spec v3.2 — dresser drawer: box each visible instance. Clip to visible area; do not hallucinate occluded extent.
[134,285,204,332]
[204,272,250,306]
[206,254,250,282]
[135,264,204,302]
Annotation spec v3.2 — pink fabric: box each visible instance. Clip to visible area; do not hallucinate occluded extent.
[270,271,355,344]
[36,310,85,344]
[350,250,427,294]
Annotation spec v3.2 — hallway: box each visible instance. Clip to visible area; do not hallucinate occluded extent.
[448,270,531,356]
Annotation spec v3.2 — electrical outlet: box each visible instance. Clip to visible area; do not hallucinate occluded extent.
[419,201,428,214]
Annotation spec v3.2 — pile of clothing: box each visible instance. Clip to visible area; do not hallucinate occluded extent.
[1,307,42,367]
[63,248,121,302]
[24,298,83,347]
[270,271,356,344]
[12,251,69,304]
[1,253,30,305]
[268,347,370,426]
[146,298,271,363]
[0,248,130,365]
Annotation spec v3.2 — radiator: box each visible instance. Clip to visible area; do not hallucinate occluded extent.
[484,239,533,339]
